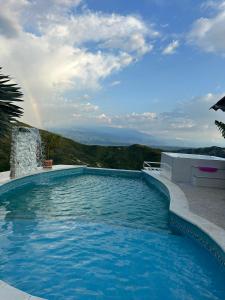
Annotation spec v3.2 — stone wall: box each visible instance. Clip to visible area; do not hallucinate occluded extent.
[10,127,42,178]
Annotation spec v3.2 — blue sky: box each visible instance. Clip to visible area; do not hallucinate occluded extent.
[1,0,225,146]
[88,0,225,113]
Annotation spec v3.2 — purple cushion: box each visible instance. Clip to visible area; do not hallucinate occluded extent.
[198,167,218,173]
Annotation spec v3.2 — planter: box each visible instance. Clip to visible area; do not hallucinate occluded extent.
[43,159,53,169]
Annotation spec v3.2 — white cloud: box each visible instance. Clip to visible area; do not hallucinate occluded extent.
[75,93,225,146]
[189,2,225,54]
[201,0,225,11]
[96,114,112,124]
[0,0,28,38]
[43,12,157,56]
[75,102,99,112]
[162,40,179,55]
[0,0,157,128]
[39,90,225,146]
[110,81,121,87]
[2,0,221,146]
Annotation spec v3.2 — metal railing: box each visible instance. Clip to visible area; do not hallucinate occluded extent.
[143,161,172,175]
[143,161,161,171]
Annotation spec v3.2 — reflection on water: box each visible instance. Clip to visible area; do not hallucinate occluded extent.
[0,174,169,232]
[0,174,224,300]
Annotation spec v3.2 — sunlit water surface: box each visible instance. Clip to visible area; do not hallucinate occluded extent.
[0,174,224,300]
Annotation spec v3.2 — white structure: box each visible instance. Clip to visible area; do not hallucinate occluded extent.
[160,152,225,188]
[10,127,42,178]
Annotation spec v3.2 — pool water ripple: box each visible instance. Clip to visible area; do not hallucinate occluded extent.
[0,174,169,231]
[0,173,224,299]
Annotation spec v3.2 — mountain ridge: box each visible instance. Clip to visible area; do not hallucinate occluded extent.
[1,124,225,172]
[49,126,163,147]
[0,124,162,172]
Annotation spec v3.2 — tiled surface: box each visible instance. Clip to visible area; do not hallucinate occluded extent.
[170,212,225,266]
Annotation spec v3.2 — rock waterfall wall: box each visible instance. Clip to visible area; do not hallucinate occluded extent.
[10,127,42,178]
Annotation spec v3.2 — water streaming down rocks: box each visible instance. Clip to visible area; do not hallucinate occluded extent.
[10,127,42,178]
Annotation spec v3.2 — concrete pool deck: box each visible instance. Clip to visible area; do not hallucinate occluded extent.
[0,165,80,185]
[144,170,225,228]
[145,170,225,260]
[146,170,225,231]
[177,182,225,230]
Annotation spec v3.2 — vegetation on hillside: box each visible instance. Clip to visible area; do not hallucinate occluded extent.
[178,146,225,158]
[2,124,225,172]
[0,124,161,172]
[40,129,162,170]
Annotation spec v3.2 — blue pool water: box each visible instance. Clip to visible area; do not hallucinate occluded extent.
[0,172,224,300]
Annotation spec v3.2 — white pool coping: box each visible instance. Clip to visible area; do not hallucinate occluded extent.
[143,170,225,254]
[0,281,44,300]
[0,165,225,299]
[0,165,84,185]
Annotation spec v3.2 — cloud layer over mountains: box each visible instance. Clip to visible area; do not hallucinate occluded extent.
[0,0,225,146]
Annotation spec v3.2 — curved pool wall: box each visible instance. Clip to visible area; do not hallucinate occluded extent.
[1,166,225,266]
[143,170,225,267]
[0,165,224,298]
[0,166,225,267]
[0,167,141,195]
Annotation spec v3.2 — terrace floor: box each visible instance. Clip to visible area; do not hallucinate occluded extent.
[145,169,225,233]
[177,182,225,230]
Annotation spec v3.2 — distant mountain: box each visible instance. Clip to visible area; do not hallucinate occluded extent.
[177,146,225,158]
[2,124,225,173]
[0,124,162,172]
[50,126,164,147]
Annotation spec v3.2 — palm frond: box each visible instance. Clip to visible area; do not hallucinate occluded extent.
[0,67,24,138]
[215,120,225,138]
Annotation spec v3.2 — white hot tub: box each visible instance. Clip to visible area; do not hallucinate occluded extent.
[161,152,225,188]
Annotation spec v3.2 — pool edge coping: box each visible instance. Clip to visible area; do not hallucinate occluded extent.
[143,170,225,256]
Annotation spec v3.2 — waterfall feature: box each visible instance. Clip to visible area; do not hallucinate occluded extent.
[10,127,42,179]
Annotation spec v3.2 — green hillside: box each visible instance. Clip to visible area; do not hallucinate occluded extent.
[178,146,225,158]
[0,125,161,172]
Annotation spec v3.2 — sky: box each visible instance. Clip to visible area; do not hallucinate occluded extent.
[1,0,225,146]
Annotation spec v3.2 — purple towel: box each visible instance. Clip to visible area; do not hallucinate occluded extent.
[198,167,218,173]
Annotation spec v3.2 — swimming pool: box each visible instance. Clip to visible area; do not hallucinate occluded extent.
[0,168,224,299]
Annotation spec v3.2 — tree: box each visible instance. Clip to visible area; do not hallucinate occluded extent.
[210,97,225,139]
[0,67,23,138]
[215,120,225,139]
